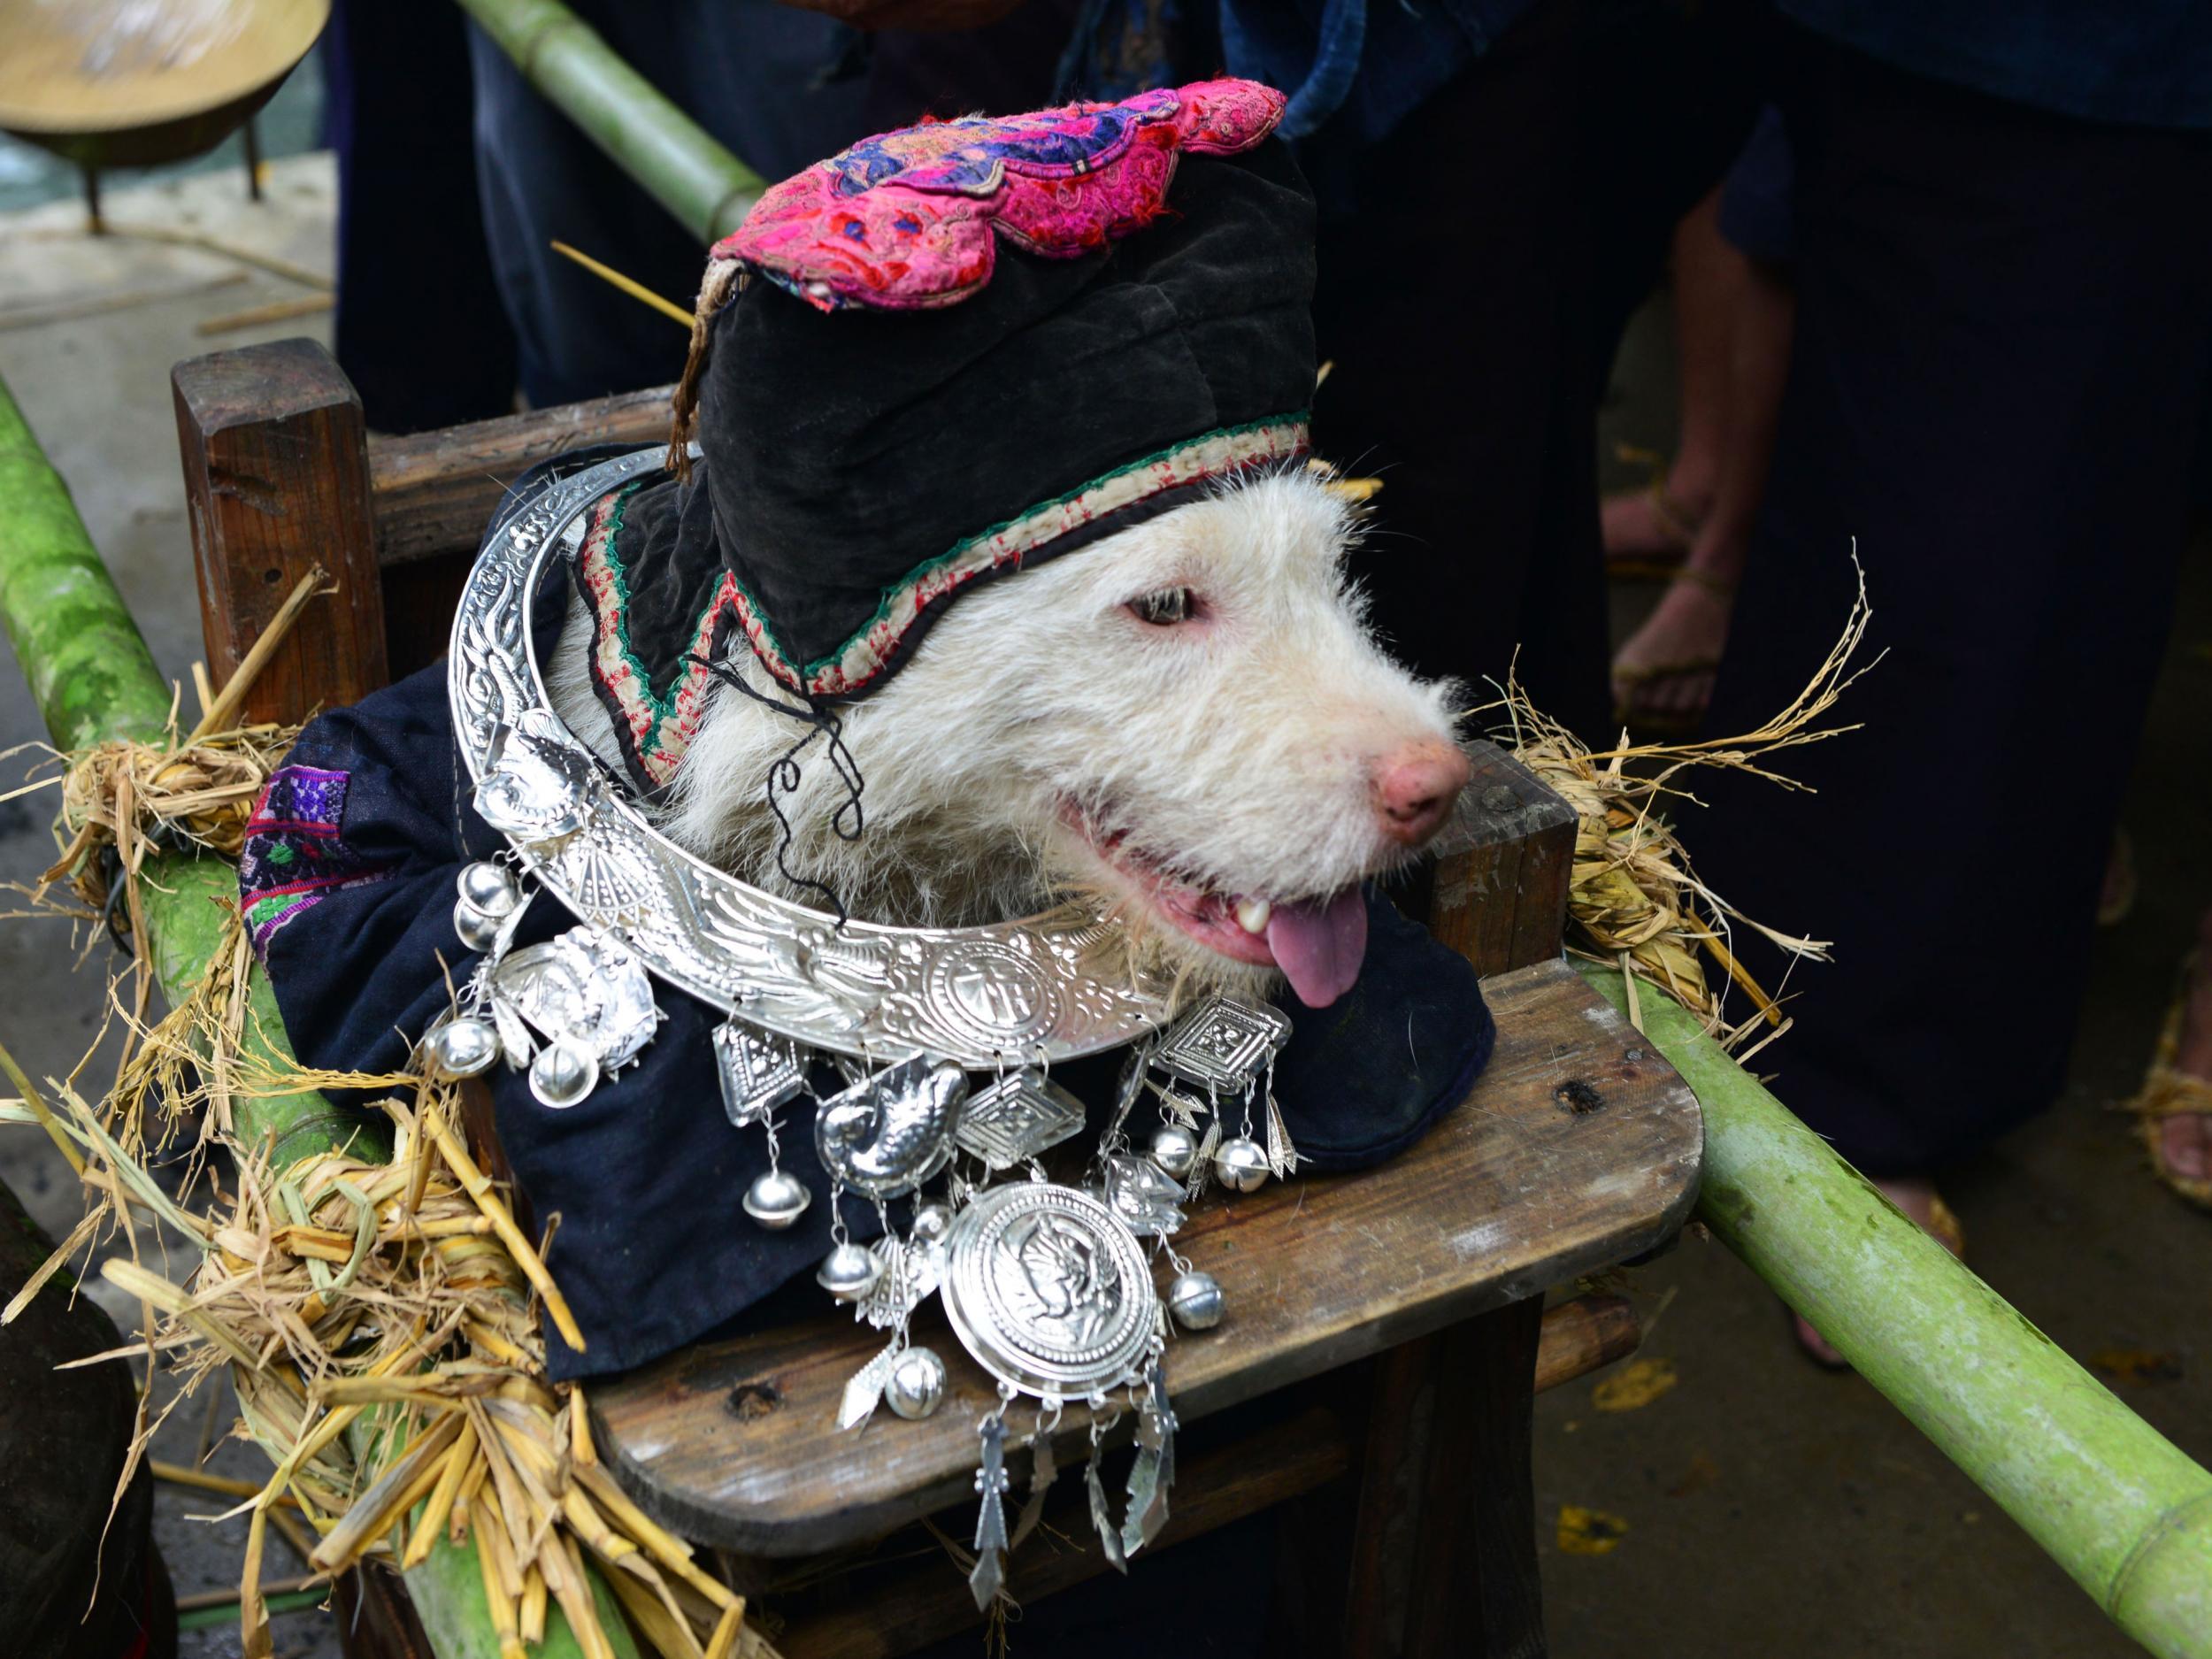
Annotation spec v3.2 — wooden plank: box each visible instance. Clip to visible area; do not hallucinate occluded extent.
[366,385,669,569]
[1425,741,1578,978]
[591,960,1700,1555]
[173,339,387,726]
[773,1406,1355,1659]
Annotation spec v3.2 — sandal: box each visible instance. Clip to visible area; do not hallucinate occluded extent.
[1609,570,1740,733]
[2122,953,2212,1210]
[1603,444,1706,580]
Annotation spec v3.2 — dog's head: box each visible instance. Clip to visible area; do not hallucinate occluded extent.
[672,468,1465,1008]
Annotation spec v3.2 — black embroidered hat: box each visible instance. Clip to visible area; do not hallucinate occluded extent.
[570,80,1317,793]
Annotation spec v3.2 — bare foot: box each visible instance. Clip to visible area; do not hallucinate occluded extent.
[1610,576,1735,726]
[1601,472,1712,565]
[1794,1176,1962,1367]
[2157,917,2212,1187]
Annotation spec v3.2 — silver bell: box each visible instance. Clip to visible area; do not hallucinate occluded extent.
[1168,1269,1225,1331]
[426,1016,501,1079]
[910,1201,956,1248]
[457,860,521,918]
[885,1346,949,1420]
[453,899,506,954]
[741,1168,811,1230]
[529,1039,597,1109]
[816,1241,883,1302]
[1212,1135,1270,1194]
[1148,1123,1200,1180]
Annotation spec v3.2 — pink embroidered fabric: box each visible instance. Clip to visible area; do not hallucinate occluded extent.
[716,79,1286,313]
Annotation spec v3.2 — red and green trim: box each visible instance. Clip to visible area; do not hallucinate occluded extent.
[578,412,1308,785]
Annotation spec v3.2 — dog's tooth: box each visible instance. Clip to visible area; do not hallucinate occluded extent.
[1235,898,1272,935]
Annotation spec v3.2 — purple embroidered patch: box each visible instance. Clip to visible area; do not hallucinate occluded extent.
[239,766,391,959]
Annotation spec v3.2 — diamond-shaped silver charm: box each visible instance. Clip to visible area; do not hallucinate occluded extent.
[953,1068,1087,1171]
[1100,1153,1185,1238]
[713,1018,805,1127]
[855,1235,945,1330]
[1151,996,1292,1093]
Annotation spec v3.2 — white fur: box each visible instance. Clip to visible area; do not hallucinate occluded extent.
[549,472,1462,992]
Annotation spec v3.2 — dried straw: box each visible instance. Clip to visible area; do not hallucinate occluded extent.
[1492,553,1878,1049]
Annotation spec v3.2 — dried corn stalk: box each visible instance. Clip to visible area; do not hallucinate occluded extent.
[1494,557,1878,1052]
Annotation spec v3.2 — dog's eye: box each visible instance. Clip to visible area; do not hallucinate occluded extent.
[1128,588,1194,626]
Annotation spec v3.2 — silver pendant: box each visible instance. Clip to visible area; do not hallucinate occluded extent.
[712,1017,806,1127]
[838,1336,902,1430]
[1167,1269,1225,1332]
[1086,1441,1127,1575]
[741,1167,811,1230]
[954,1067,1087,1171]
[1099,1153,1186,1239]
[1151,996,1291,1094]
[970,1412,1012,1611]
[941,1183,1156,1400]
[473,710,598,851]
[816,1241,884,1302]
[1147,1121,1200,1180]
[815,1055,968,1200]
[885,1346,949,1420]
[1122,1363,1175,1555]
[426,1015,500,1080]
[457,859,523,918]
[492,926,662,1078]
[529,1038,598,1109]
[1211,1135,1271,1194]
[854,1235,945,1330]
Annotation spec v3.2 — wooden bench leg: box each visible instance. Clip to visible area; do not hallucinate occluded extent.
[1408,1295,1547,1658]
[1347,1295,1550,1659]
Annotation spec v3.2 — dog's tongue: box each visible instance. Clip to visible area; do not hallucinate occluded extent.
[1265,887,1369,1009]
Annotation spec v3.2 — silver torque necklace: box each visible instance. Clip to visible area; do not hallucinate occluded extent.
[430,448,1302,1604]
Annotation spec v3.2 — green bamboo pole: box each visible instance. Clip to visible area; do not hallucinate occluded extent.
[0,371,637,1659]
[1582,963,2212,1658]
[454,0,767,243]
[0,374,168,751]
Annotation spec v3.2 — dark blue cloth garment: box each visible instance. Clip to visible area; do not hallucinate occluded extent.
[252,463,1494,1379]
[1717,105,1795,267]
[1693,29,2212,1173]
[1778,0,2212,128]
[1064,0,1525,146]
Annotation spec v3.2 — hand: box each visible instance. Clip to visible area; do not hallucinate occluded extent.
[778,0,1031,31]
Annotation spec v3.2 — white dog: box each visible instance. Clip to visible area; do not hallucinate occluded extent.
[551,469,1468,1008]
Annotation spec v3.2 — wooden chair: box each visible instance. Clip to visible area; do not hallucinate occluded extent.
[174,337,1701,1659]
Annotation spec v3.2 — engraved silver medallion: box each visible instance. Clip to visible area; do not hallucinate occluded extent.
[815,1055,969,1199]
[473,711,598,850]
[954,1069,1087,1171]
[1151,995,1292,1093]
[712,1018,806,1127]
[941,1182,1156,1400]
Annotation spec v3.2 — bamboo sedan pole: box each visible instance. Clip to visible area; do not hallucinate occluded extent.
[0,371,629,1659]
[0,373,168,752]
[454,0,768,243]
[1580,964,2212,1658]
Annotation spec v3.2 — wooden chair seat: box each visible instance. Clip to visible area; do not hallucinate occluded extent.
[595,958,1695,1555]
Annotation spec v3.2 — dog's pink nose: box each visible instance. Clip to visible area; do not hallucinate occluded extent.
[1371,741,1469,847]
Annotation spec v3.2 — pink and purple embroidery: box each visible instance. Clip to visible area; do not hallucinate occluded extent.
[719,78,1286,314]
[239,766,392,959]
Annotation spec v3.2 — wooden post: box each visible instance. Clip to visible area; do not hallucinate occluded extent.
[173,338,388,726]
[1423,741,1578,979]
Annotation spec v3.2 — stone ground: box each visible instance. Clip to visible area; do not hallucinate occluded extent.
[0,125,2206,1659]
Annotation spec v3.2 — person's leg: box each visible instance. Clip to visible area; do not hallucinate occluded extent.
[1601,189,1740,563]
[1610,254,1793,723]
[1310,0,1609,739]
[1694,35,2212,1196]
